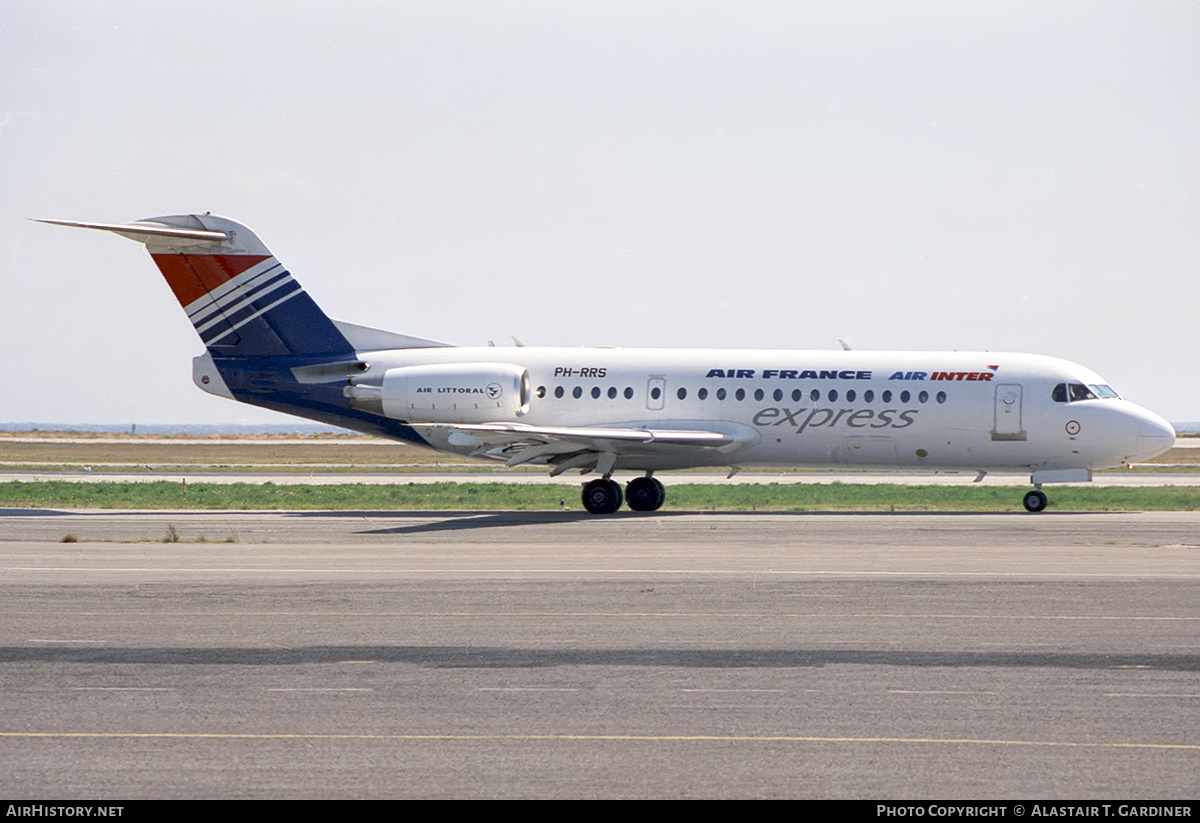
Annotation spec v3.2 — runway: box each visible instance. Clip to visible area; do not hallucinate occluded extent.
[4,468,1200,486]
[1,509,1197,798]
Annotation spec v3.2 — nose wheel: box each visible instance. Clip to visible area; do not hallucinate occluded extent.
[1022,489,1048,513]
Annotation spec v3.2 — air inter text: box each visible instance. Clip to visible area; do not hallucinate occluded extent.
[704,369,996,381]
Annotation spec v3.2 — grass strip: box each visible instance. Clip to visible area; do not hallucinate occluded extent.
[2,481,1198,512]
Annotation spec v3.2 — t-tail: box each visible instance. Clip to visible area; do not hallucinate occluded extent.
[36,214,443,441]
[37,214,356,357]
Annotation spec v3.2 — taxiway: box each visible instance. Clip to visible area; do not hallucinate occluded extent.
[1,509,1197,798]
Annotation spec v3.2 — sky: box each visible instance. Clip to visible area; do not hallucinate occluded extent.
[2,1,1198,426]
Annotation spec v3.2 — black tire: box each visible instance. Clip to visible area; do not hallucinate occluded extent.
[1023,489,1048,513]
[626,476,666,512]
[582,478,623,514]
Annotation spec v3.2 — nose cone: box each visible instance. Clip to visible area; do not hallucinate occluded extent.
[1128,406,1175,463]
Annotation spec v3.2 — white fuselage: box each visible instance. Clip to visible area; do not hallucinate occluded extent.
[350,346,1175,476]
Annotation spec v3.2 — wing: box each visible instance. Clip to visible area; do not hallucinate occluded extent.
[411,421,754,476]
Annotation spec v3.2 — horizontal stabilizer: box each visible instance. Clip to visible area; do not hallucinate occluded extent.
[33,218,229,246]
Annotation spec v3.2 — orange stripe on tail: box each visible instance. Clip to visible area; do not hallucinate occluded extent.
[150,254,271,308]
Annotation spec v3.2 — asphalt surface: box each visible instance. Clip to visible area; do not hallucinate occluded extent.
[1,509,1197,799]
[4,469,1200,486]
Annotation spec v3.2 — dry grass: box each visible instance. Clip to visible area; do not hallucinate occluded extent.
[0,431,474,472]
[2,430,1196,474]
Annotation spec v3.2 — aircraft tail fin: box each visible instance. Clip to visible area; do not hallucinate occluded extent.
[36,215,355,358]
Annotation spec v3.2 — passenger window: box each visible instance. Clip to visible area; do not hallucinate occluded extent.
[735,388,745,401]
[591,387,601,399]
[573,386,582,399]
[864,390,874,403]
[650,386,662,400]
[900,390,911,403]
[811,390,821,402]
[936,391,946,404]
[607,387,617,399]
[536,386,546,398]
[624,387,634,399]
[677,387,687,400]
[774,389,783,402]
[829,389,838,402]
[698,387,708,400]
[846,390,856,402]
[792,389,802,402]
[554,386,564,399]
[882,390,892,403]
[717,388,727,400]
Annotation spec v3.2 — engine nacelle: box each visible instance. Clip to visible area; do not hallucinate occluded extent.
[345,362,530,423]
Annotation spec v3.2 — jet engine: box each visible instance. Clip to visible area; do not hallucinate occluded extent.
[345,362,530,423]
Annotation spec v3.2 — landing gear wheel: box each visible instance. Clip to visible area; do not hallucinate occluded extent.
[1023,489,1048,513]
[625,476,666,512]
[582,478,623,514]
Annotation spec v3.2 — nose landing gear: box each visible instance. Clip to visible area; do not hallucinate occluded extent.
[1022,488,1048,513]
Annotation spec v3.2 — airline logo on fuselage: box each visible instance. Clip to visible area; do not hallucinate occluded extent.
[416,386,501,395]
[704,369,997,382]
[753,406,918,433]
[706,369,870,380]
[888,371,995,382]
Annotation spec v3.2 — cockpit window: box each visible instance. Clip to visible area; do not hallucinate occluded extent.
[1054,382,1120,403]
[1068,383,1097,402]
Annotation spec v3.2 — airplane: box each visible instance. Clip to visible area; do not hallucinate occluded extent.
[38,213,1176,514]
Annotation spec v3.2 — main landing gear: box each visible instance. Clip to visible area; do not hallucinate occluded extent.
[625,476,666,512]
[581,478,622,514]
[581,475,666,514]
[1022,488,1048,513]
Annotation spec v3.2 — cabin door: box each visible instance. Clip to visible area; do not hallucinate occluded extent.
[992,383,1026,441]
